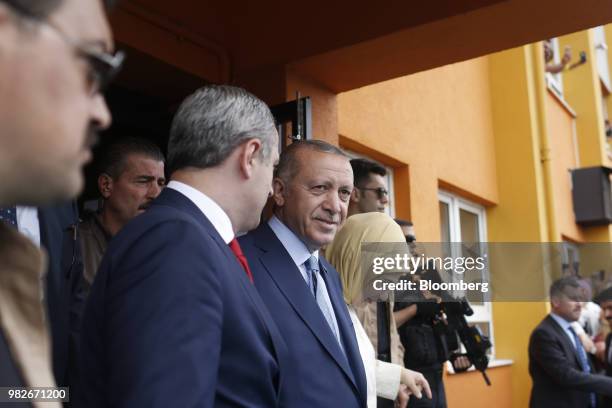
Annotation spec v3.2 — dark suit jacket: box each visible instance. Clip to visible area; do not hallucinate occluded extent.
[529,315,612,408]
[78,188,288,408]
[38,203,82,388]
[603,334,612,408]
[239,222,368,408]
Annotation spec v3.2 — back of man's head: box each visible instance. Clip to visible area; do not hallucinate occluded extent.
[167,85,277,175]
[350,158,386,187]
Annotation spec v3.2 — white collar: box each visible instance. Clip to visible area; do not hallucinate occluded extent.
[268,215,318,268]
[167,180,234,244]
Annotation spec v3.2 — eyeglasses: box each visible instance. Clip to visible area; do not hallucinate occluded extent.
[43,19,125,95]
[358,187,389,199]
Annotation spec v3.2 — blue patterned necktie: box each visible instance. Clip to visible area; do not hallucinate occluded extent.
[569,326,597,408]
[304,256,344,354]
[0,206,17,229]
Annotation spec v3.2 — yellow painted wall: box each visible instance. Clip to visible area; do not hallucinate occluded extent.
[487,45,552,408]
[560,30,608,167]
[338,36,610,408]
[545,92,586,243]
[445,365,513,408]
[338,57,498,242]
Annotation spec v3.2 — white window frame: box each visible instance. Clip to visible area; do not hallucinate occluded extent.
[593,26,611,92]
[438,191,494,357]
[344,150,396,218]
[545,38,565,96]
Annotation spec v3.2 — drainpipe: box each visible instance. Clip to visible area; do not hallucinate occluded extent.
[531,43,560,244]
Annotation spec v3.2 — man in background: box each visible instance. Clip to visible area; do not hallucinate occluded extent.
[529,277,612,408]
[80,137,165,286]
[348,158,389,216]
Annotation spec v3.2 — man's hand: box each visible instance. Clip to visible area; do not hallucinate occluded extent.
[453,355,471,371]
[394,384,410,408]
[400,368,432,400]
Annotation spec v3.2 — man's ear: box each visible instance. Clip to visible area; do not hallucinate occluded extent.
[272,178,286,207]
[350,188,360,204]
[239,138,263,179]
[98,174,113,199]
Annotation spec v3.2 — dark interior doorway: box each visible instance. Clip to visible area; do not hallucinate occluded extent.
[81,44,207,206]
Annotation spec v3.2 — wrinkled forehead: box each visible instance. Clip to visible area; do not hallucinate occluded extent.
[51,0,113,51]
[297,149,353,182]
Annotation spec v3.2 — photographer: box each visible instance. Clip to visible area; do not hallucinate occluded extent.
[393,221,471,408]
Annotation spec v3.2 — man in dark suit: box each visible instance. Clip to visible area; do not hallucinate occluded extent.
[240,140,368,408]
[529,277,612,408]
[79,85,288,407]
[39,203,83,390]
[595,287,612,408]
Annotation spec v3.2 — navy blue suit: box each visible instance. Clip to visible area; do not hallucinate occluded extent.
[38,203,82,388]
[239,222,367,408]
[78,188,288,407]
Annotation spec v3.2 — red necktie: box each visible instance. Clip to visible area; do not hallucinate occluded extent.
[228,238,254,283]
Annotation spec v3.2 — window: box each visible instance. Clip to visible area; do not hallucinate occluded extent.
[561,241,581,277]
[344,150,396,218]
[438,191,494,356]
[593,26,611,92]
[545,38,565,96]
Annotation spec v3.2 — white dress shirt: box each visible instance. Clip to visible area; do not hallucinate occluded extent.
[348,306,401,408]
[550,312,578,349]
[16,206,41,247]
[268,215,343,346]
[166,181,234,244]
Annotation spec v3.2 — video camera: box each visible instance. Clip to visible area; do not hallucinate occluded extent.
[415,268,493,385]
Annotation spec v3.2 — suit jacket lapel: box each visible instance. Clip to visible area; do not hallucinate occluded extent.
[252,224,359,390]
[545,315,582,368]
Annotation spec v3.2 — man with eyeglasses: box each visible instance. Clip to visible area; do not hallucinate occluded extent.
[0,0,121,401]
[348,158,390,216]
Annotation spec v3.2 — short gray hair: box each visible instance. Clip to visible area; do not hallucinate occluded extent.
[550,276,581,300]
[275,140,348,183]
[167,85,277,174]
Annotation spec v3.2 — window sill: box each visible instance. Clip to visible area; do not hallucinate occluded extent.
[546,85,577,118]
[446,359,513,375]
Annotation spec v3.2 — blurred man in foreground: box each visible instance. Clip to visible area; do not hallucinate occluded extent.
[0,0,119,397]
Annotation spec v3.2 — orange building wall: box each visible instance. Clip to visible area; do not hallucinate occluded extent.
[338,57,499,242]
[545,92,587,243]
[445,365,513,408]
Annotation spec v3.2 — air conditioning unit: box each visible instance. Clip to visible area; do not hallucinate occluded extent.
[571,166,612,226]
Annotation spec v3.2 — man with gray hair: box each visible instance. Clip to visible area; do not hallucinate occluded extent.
[79,85,288,407]
[529,277,612,408]
[239,140,369,407]
[0,0,119,398]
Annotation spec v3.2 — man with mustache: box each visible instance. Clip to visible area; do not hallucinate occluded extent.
[79,137,165,287]
[529,277,612,408]
[239,140,368,407]
[0,0,119,401]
